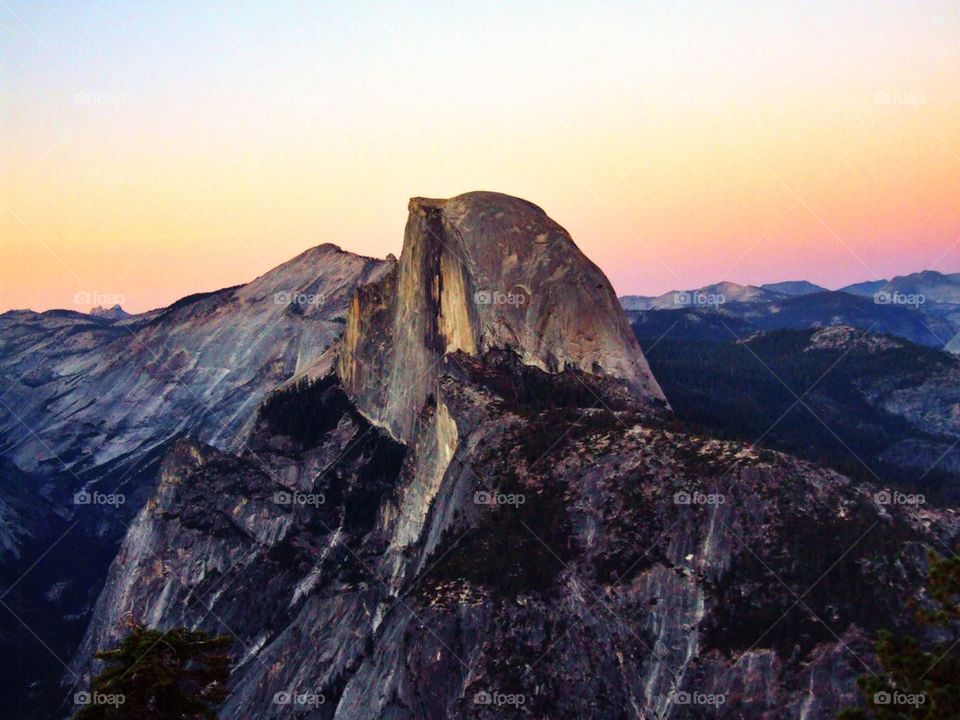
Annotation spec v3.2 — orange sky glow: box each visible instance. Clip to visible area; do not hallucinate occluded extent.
[2,2,959,313]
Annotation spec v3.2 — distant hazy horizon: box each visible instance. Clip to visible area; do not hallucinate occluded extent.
[3,1,959,313]
[4,235,954,316]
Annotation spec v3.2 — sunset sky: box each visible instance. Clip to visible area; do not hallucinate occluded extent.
[2,1,959,313]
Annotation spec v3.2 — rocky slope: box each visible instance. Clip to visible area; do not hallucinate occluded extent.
[632,319,960,501]
[0,244,387,717]
[71,350,959,720]
[0,244,387,489]
[0,457,51,560]
[70,193,959,719]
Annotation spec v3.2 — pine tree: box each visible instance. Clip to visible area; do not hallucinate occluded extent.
[840,551,960,718]
[74,625,231,719]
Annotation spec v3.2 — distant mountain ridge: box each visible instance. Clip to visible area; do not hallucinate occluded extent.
[621,281,779,311]
[620,269,960,351]
[760,279,827,296]
[623,269,960,305]
[840,270,960,301]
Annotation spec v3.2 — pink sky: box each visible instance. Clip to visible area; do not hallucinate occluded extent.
[2,2,959,313]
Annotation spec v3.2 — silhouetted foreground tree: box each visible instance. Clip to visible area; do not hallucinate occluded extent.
[840,551,960,718]
[75,625,231,719]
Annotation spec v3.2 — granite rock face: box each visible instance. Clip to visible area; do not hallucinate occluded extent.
[0,244,388,489]
[68,193,960,719]
[0,244,388,717]
[70,352,958,720]
[339,192,665,442]
[0,457,52,560]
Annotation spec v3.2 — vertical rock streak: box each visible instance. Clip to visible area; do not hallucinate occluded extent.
[339,192,666,444]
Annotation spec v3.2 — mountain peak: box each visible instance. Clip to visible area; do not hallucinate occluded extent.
[311,241,346,254]
[699,281,769,300]
[89,304,129,319]
[761,280,827,296]
[840,270,960,305]
[339,191,666,441]
[408,190,547,216]
[285,242,349,263]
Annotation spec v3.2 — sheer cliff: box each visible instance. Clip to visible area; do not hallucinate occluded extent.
[339,192,665,442]
[67,193,958,719]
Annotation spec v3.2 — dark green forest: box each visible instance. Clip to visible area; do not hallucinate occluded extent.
[635,324,960,502]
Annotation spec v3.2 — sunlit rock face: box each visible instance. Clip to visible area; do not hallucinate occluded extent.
[0,244,389,488]
[339,191,665,442]
[62,192,960,720]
